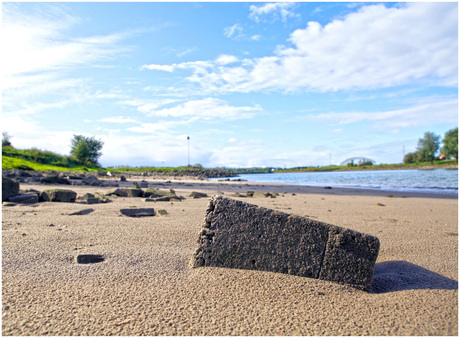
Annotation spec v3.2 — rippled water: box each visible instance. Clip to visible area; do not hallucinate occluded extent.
[215,169,458,196]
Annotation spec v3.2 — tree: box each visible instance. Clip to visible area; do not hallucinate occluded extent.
[441,127,458,160]
[416,131,440,164]
[70,135,104,166]
[2,132,12,147]
[404,152,419,164]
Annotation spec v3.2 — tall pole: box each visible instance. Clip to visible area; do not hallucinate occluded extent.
[187,136,190,167]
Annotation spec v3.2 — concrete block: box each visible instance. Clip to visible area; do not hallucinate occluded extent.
[40,189,77,203]
[192,196,380,291]
[8,193,38,204]
[120,208,155,217]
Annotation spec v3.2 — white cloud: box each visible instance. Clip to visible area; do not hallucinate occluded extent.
[215,55,239,65]
[307,98,458,129]
[2,4,128,80]
[120,99,179,114]
[150,98,261,120]
[224,24,243,39]
[141,64,175,72]
[127,122,176,134]
[160,3,457,94]
[98,116,137,124]
[249,2,298,22]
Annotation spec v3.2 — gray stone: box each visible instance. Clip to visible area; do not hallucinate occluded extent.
[140,181,148,188]
[76,254,104,264]
[192,196,380,292]
[2,177,20,201]
[121,188,144,197]
[120,208,155,217]
[94,193,110,203]
[40,175,71,185]
[40,189,77,203]
[157,209,168,216]
[82,176,101,186]
[8,193,39,204]
[86,198,100,204]
[189,191,208,199]
[143,188,181,201]
[105,188,128,197]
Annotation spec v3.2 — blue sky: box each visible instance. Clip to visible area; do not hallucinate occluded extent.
[2,2,458,168]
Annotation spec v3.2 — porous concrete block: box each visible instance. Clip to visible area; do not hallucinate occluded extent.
[318,227,380,291]
[192,196,380,291]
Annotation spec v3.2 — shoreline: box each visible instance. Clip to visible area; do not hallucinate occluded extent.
[112,175,457,200]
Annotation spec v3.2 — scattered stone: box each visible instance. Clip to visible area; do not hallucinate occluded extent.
[40,175,71,185]
[253,192,276,198]
[120,175,127,182]
[121,188,144,197]
[40,189,77,203]
[68,175,84,179]
[2,202,16,207]
[144,188,181,201]
[94,193,110,203]
[82,176,101,186]
[324,186,333,189]
[133,182,140,189]
[140,181,148,188]
[68,208,95,216]
[105,188,128,197]
[2,305,10,311]
[76,254,105,264]
[120,208,155,217]
[100,180,119,187]
[157,209,168,216]
[189,191,208,199]
[8,193,39,204]
[2,177,20,201]
[376,203,385,207]
[192,196,380,292]
[246,191,255,197]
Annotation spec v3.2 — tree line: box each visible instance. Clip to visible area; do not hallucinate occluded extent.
[404,128,458,164]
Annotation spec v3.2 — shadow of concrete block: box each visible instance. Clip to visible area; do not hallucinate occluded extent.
[371,261,458,293]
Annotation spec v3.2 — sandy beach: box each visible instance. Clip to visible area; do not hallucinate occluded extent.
[2,176,458,335]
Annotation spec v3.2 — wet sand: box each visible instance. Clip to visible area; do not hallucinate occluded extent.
[2,177,458,335]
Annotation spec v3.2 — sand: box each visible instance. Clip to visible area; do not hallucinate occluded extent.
[2,177,458,335]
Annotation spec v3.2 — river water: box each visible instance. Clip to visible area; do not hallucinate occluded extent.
[213,169,458,196]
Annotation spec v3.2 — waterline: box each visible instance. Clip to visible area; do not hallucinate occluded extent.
[213,169,458,196]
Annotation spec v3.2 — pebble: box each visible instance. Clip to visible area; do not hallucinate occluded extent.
[2,305,10,311]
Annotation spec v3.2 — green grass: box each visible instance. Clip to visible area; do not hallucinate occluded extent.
[2,155,99,172]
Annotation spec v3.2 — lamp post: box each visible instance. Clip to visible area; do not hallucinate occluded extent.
[187,136,190,167]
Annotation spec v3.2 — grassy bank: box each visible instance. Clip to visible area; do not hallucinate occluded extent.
[275,160,458,173]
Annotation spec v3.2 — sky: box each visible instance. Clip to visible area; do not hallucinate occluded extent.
[2,2,458,168]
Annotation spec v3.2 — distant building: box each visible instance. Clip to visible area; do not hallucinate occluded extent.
[340,157,376,166]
